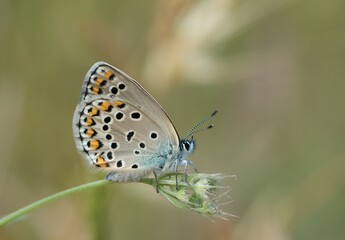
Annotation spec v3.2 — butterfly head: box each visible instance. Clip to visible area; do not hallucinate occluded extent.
[180,137,196,155]
[180,110,218,156]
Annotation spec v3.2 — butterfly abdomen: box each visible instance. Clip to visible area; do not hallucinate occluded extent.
[105,168,152,182]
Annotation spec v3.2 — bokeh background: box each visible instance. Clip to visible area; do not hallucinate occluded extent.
[1,0,345,239]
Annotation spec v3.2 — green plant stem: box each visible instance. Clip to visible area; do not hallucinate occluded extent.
[139,177,155,186]
[0,179,111,226]
[0,173,230,225]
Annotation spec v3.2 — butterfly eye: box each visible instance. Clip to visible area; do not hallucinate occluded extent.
[184,142,190,151]
[181,139,195,154]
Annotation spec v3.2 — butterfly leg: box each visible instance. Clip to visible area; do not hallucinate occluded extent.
[178,160,193,187]
[183,161,190,186]
[187,160,199,173]
[174,160,196,190]
[181,160,200,186]
[174,161,180,191]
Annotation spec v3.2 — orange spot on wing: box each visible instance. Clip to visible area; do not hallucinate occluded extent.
[86,117,94,126]
[104,70,115,79]
[95,156,108,168]
[88,107,100,117]
[91,86,100,94]
[100,102,113,112]
[94,77,105,86]
[89,139,101,150]
[114,100,125,108]
[86,129,96,137]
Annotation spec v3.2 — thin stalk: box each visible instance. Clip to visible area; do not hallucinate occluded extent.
[0,180,110,226]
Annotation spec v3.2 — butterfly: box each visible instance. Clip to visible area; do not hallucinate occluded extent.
[73,62,216,189]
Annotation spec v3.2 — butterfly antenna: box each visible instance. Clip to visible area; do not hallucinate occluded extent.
[184,110,218,139]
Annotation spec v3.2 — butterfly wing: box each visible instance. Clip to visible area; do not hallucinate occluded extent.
[73,62,180,181]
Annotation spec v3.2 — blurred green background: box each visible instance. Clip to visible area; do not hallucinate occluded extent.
[1,0,345,239]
